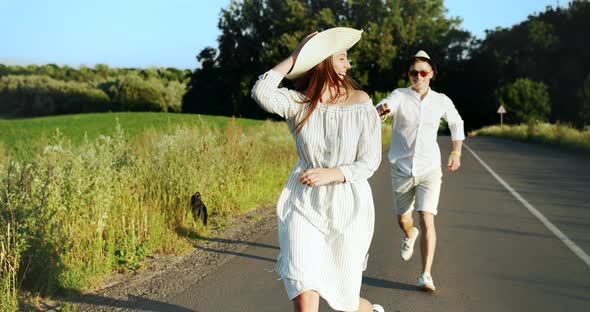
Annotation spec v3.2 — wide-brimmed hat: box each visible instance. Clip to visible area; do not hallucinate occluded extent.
[285,27,363,80]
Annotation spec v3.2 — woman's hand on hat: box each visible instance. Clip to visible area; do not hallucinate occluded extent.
[299,167,343,187]
[272,31,318,76]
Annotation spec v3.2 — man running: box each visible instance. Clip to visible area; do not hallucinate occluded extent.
[376,50,465,292]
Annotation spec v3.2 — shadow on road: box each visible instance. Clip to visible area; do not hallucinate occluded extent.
[54,292,198,312]
[195,245,276,263]
[363,276,422,291]
[176,226,279,250]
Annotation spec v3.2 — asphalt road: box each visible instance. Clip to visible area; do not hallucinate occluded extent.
[165,136,590,312]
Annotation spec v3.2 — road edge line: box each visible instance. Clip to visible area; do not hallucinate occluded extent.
[464,143,590,269]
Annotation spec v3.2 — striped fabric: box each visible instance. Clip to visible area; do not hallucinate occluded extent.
[251,70,382,311]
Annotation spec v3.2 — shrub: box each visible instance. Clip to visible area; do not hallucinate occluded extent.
[495,78,551,123]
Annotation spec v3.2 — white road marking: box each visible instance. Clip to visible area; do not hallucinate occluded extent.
[464,143,590,269]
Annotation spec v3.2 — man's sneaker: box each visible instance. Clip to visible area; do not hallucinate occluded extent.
[372,303,385,312]
[418,272,436,292]
[400,227,419,261]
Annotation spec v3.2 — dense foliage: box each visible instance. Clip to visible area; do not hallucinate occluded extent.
[184,0,590,129]
[0,64,191,116]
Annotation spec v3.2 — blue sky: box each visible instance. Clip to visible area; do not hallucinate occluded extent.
[0,0,568,69]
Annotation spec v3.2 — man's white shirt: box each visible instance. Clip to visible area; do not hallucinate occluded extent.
[377,87,465,177]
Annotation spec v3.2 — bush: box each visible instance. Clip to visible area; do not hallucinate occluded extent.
[0,65,189,117]
[495,78,551,124]
[106,73,163,112]
[474,122,590,154]
[0,75,110,116]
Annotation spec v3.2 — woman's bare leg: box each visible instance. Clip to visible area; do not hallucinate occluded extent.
[356,297,374,312]
[293,290,320,312]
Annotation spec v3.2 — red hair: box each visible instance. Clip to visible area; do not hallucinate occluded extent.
[292,56,358,132]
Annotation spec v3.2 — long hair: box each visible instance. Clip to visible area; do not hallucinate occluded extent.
[292,56,359,133]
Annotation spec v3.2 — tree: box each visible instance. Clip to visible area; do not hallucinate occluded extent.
[495,78,551,124]
[578,74,590,127]
[182,47,227,115]
[94,64,110,81]
[162,80,186,112]
[455,0,590,128]
[0,63,189,116]
[107,73,162,112]
[183,0,463,118]
[0,75,110,116]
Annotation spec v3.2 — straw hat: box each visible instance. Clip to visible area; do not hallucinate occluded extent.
[414,50,431,59]
[411,50,436,75]
[285,27,363,80]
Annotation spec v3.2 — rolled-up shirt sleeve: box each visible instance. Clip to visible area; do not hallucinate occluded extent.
[338,105,382,183]
[251,70,301,119]
[442,95,465,141]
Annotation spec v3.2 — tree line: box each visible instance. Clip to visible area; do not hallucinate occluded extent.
[183,0,590,130]
[2,0,588,130]
[0,64,191,116]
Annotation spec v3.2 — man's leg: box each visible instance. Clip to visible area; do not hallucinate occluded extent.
[397,210,414,238]
[390,164,420,261]
[418,211,436,274]
[398,209,420,261]
[414,169,442,291]
[391,166,416,237]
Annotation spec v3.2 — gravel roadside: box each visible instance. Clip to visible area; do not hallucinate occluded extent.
[43,205,278,311]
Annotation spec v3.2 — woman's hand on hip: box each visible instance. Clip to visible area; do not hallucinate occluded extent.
[299,168,344,186]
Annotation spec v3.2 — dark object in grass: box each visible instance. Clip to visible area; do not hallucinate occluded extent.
[190,192,208,226]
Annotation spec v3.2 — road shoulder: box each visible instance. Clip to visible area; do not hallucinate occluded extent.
[46,206,278,311]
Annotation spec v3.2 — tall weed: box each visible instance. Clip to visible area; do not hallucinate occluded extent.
[473,122,590,154]
[0,223,20,312]
[0,119,295,299]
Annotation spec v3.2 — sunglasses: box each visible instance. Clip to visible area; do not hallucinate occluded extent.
[409,70,432,78]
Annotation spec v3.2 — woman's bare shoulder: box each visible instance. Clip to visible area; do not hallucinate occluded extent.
[349,89,372,104]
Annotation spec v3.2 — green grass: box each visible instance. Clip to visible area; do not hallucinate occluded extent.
[472,122,590,155]
[0,112,296,306]
[0,112,262,160]
[0,223,19,312]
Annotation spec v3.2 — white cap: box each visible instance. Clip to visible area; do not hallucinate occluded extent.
[414,50,431,59]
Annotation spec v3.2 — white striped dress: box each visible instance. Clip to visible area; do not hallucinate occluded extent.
[251,70,382,311]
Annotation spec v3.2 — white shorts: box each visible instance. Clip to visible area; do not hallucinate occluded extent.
[390,165,442,216]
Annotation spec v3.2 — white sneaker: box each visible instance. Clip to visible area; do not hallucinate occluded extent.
[400,227,419,261]
[372,303,385,312]
[418,272,436,292]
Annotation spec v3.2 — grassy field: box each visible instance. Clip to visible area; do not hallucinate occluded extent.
[0,112,262,160]
[472,122,590,155]
[0,112,297,310]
